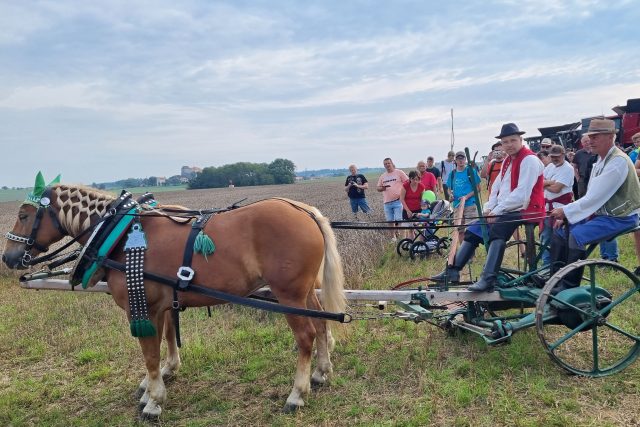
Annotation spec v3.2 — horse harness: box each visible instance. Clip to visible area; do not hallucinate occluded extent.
[11,191,350,346]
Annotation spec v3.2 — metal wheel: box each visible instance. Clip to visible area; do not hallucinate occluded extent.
[396,238,413,256]
[535,259,640,377]
[409,241,430,260]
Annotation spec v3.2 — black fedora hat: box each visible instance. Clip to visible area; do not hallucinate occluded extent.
[495,123,525,139]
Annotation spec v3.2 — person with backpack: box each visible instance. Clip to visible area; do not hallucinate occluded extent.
[481,141,505,192]
[441,151,456,200]
[446,151,481,242]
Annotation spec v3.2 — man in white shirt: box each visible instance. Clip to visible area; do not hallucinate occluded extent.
[550,119,640,293]
[432,123,545,292]
[441,151,456,200]
[540,145,574,266]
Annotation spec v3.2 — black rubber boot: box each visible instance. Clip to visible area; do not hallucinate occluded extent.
[550,247,587,295]
[549,233,568,274]
[431,241,476,283]
[467,239,506,292]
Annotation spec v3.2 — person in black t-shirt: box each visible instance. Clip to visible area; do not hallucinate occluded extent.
[345,164,371,220]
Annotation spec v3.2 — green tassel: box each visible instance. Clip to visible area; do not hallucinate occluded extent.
[130,319,157,338]
[193,231,215,260]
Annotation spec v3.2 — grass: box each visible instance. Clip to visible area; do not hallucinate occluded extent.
[1,239,639,426]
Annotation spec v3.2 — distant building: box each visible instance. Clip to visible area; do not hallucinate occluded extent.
[181,166,202,179]
[156,176,166,186]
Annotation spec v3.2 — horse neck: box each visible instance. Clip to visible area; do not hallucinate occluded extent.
[51,184,115,239]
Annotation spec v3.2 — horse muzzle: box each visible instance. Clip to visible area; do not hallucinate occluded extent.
[2,249,29,270]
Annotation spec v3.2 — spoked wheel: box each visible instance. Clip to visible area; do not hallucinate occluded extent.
[535,259,640,377]
[409,241,431,260]
[396,238,413,256]
[436,237,451,256]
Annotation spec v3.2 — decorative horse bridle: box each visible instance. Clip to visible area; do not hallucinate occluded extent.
[5,188,67,267]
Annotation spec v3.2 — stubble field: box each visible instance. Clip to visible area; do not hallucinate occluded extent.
[0,181,639,426]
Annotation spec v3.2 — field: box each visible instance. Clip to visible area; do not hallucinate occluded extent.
[1,181,639,426]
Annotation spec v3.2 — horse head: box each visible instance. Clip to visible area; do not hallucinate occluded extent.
[2,172,114,269]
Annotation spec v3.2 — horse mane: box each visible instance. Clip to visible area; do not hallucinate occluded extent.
[51,184,116,237]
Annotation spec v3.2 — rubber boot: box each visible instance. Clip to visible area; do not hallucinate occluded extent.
[430,240,476,283]
[551,247,587,295]
[549,233,568,274]
[467,239,506,292]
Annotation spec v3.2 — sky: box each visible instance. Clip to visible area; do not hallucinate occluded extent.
[1,0,639,187]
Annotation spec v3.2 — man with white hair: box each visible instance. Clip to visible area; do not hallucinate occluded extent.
[550,119,640,293]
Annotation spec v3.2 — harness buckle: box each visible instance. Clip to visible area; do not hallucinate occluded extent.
[21,252,32,267]
[176,266,195,281]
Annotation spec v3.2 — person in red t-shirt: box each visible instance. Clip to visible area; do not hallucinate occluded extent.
[417,160,438,194]
[400,170,426,238]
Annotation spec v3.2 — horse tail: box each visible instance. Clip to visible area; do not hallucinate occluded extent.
[271,198,347,315]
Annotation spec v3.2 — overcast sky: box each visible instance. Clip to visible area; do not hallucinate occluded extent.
[1,0,639,187]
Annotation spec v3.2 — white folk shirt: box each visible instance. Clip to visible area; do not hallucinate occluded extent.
[543,161,575,208]
[563,146,637,224]
[484,154,544,216]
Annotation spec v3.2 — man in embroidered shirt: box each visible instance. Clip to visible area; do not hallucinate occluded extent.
[432,123,545,292]
[540,145,574,266]
[550,119,640,293]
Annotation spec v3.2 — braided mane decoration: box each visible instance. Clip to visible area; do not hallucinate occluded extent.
[52,184,116,237]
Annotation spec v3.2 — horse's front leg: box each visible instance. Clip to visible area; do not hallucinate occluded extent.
[137,313,167,420]
[137,310,180,398]
[307,292,333,388]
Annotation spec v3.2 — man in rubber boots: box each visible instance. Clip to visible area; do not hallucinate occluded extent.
[431,123,545,292]
[549,119,640,293]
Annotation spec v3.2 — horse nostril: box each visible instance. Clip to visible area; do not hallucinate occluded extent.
[1,253,6,264]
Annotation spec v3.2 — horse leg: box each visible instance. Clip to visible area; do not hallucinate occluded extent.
[136,311,180,398]
[282,311,316,412]
[161,310,181,381]
[308,292,332,388]
[137,313,167,420]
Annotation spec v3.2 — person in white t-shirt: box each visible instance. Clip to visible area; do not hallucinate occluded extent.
[541,145,574,266]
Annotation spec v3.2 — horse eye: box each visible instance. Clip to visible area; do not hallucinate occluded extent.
[19,213,28,221]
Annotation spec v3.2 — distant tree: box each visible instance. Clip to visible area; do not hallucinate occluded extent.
[268,158,296,184]
[188,159,296,189]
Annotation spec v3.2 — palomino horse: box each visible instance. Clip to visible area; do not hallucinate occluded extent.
[2,181,346,419]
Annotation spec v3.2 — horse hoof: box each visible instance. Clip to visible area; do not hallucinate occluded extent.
[134,387,146,399]
[282,403,301,414]
[310,378,326,390]
[139,411,160,422]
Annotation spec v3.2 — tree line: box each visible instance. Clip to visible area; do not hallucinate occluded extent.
[188,158,296,189]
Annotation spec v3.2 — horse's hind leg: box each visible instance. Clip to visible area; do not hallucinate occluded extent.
[307,292,332,388]
[282,311,316,412]
[161,310,181,381]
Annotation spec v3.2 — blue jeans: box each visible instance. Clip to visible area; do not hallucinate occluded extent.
[383,199,403,221]
[349,197,371,214]
[540,217,553,266]
[599,239,619,261]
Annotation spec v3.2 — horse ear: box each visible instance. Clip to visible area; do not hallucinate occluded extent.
[47,174,61,186]
[33,171,46,198]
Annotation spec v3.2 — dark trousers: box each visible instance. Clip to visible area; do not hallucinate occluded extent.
[464,212,524,246]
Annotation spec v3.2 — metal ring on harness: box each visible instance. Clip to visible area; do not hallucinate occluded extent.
[177,266,195,281]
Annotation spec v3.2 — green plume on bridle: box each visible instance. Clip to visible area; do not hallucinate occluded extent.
[24,172,62,207]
